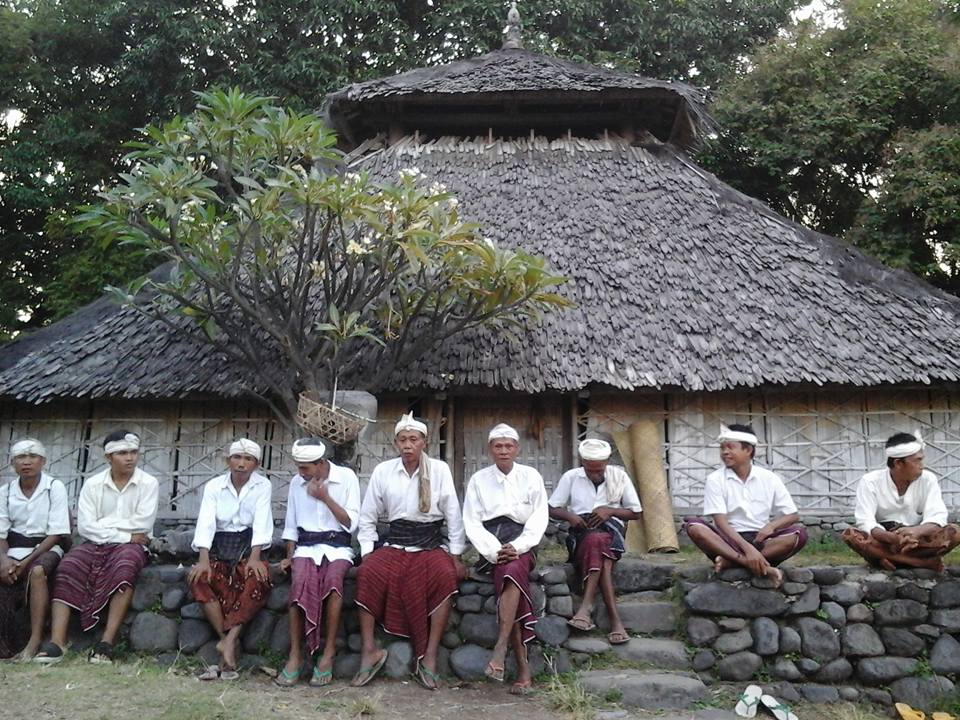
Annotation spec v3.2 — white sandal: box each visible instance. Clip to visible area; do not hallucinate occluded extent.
[761,693,798,720]
[735,684,763,718]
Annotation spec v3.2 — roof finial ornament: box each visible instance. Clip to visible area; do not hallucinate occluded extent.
[502,2,523,49]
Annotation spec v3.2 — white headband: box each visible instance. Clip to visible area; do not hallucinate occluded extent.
[578,439,611,461]
[292,438,326,463]
[395,412,427,437]
[104,433,140,455]
[718,424,758,446]
[228,438,261,461]
[10,439,46,460]
[488,423,519,442]
[886,429,925,459]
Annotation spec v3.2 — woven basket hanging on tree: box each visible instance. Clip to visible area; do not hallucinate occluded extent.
[296,392,368,445]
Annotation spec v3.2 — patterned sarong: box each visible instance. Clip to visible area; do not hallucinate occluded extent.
[0,550,60,658]
[492,551,538,644]
[355,546,458,658]
[289,556,352,654]
[566,515,626,586]
[52,542,149,631]
[683,517,808,565]
[191,558,271,630]
[841,523,960,570]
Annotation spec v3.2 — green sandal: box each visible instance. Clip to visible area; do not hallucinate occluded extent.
[414,661,442,690]
[274,666,302,687]
[309,667,333,687]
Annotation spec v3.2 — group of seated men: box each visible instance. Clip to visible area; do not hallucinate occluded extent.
[0,418,957,692]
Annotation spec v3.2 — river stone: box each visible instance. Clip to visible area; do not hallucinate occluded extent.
[752,617,779,655]
[534,615,570,647]
[456,594,483,613]
[460,613,499,647]
[441,631,461,649]
[384,640,413,677]
[890,676,956,712]
[785,586,821,616]
[785,567,814,583]
[161,587,186,612]
[841,624,884,657]
[772,659,802,680]
[548,595,574,617]
[130,612,178,652]
[181,602,205,620]
[598,599,675,635]
[333,652,361,680]
[717,568,751,582]
[930,633,960,674]
[821,582,864,606]
[566,636,610,654]
[718,618,746,631]
[687,617,720,647]
[178,618,214,653]
[685,583,787,617]
[914,623,942,639]
[579,670,707,709]
[931,580,960,608]
[715,651,762,681]
[714,629,752,654]
[857,657,918,685]
[613,560,675,592]
[266,584,289,611]
[808,567,844,585]
[874,599,927,625]
[814,658,853,682]
[879,627,925,656]
[846,603,873,623]
[197,640,219,666]
[898,583,929,604]
[795,617,840,661]
[863,578,897,602]
[450,644,490,680]
[483,596,497,614]
[539,566,567,584]
[820,601,846,629]
[612,638,689,669]
[546,583,570,596]
[782,582,807,596]
[458,582,478,595]
[476,582,495,597]
[838,686,860,702]
[796,658,821,674]
[131,579,165,612]
[241,609,276,653]
[931,608,960,632]
[692,649,716,671]
[779,626,802,654]
[799,684,840,703]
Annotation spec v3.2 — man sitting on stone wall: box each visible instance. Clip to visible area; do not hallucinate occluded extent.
[842,430,959,572]
[463,423,548,695]
[548,438,641,645]
[188,438,273,681]
[684,424,807,586]
[34,429,159,664]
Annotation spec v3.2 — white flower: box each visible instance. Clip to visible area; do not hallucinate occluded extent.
[345,172,362,183]
[482,236,496,249]
[429,181,447,195]
[310,260,326,276]
[346,240,371,256]
[399,167,424,181]
[447,197,459,210]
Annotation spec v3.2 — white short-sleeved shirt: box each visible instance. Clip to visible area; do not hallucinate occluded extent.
[78,467,159,546]
[192,471,274,551]
[548,466,642,515]
[282,462,361,564]
[702,464,797,533]
[0,473,72,560]
[463,462,549,564]
[854,468,949,534]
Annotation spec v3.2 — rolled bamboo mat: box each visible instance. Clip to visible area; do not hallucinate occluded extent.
[613,420,679,553]
[611,429,646,553]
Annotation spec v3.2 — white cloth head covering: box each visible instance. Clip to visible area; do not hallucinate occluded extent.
[488,423,519,442]
[394,412,428,437]
[104,433,141,455]
[886,429,925,459]
[718,424,758,446]
[228,438,262,461]
[578,438,611,461]
[10,438,46,460]
[292,438,327,463]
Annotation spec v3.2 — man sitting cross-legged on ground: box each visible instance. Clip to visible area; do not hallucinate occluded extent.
[842,430,959,572]
[188,438,273,681]
[35,430,159,664]
[275,437,360,688]
[684,424,807,586]
[548,438,641,646]
[463,423,548,696]
[0,439,71,660]
[352,413,466,690]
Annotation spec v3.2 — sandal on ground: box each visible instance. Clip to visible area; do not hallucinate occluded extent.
[350,650,388,687]
[413,661,442,690]
[88,641,114,665]
[760,694,798,720]
[607,631,630,645]
[309,667,333,687]
[484,660,505,682]
[199,665,221,681]
[509,680,533,696]
[734,684,763,718]
[931,713,955,720]
[274,666,301,687]
[33,641,65,665]
[567,617,596,632]
[895,704,926,720]
[219,666,240,681]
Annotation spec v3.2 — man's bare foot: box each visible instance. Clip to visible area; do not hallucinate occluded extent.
[714,555,732,573]
[764,566,783,587]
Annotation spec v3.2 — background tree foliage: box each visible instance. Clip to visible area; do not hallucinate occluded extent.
[702,0,960,292]
[1,0,801,339]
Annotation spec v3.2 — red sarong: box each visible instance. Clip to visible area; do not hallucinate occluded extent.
[52,543,149,631]
[0,550,60,658]
[492,551,538,644]
[289,557,351,654]
[190,559,271,630]
[574,531,620,587]
[355,546,458,658]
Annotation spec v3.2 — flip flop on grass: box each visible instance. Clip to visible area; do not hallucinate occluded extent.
[607,631,629,645]
[33,641,65,665]
[199,665,221,681]
[273,666,303,687]
[895,704,926,720]
[734,684,763,718]
[761,693,798,720]
[350,650,388,687]
[219,666,240,681]
[509,680,533,696]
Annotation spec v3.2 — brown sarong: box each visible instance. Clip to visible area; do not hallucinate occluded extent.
[289,556,352,654]
[841,524,960,570]
[683,517,808,565]
[492,550,538,644]
[190,559,271,630]
[0,551,60,658]
[574,531,620,587]
[52,542,149,631]
[355,546,458,659]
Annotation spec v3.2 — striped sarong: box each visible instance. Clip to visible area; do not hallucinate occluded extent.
[0,550,60,658]
[190,559,271,630]
[492,550,538,644]
[289,556,351,654]
[355,546,458,659]
[51,542,149,631]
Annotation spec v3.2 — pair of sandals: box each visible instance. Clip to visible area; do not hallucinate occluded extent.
[274,663,332,687]
[348,651,441,691]
[33,640,114,665]
[484,660,534,696]
[200,665,240,682]
[895,703,957,720]
[735,685,797,720]
[566,616,629,645]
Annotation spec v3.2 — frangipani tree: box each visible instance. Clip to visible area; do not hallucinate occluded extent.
[76,89,570,425]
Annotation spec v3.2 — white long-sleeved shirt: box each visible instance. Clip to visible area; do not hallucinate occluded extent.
[0,473,72,560]
[702,464,797,533]
[854,468,949,534]
[358,456,465,557]
[77,467,159,545]
[192,471,273,552]
[463,462,549,564]
[548,466,642,515]
[282,462,360,563]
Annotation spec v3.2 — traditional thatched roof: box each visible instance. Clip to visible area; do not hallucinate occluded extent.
[3,134,960,402]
